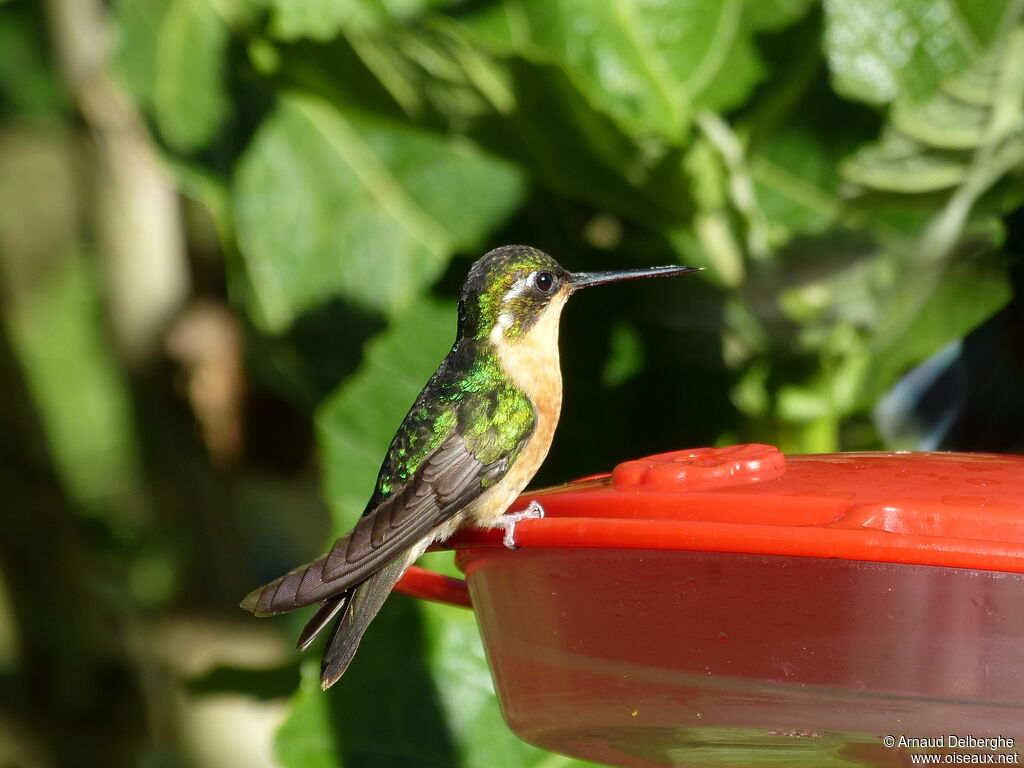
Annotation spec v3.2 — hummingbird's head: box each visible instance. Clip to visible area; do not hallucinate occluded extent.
[458,245,701,343]
[458,245,571,342]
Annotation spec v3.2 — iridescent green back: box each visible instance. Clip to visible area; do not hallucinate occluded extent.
[366,339,534,511]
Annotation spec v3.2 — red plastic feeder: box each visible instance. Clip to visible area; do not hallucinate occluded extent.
[396,444,1024,768]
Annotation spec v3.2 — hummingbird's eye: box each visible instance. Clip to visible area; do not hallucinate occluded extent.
[534,271,555,294]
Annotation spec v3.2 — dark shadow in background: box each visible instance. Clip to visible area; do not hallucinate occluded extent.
[877,207,1024,453]
[261,295,386,411]
[0,314,146,767]
[323,595,462,768]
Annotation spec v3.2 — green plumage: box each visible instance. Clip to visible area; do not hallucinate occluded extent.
[367,339,535,511]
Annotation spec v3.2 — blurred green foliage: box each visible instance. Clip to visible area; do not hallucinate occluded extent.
[1,0,1022,766]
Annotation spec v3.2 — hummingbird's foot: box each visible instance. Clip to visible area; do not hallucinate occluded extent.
[497,500,545,550]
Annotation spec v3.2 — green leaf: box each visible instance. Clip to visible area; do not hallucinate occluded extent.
[745,0,821,31]
[675,137,745,287]
[890,91,989,150]
[751,127,844,242]
[0,5,65,118]
[112,0,230,152]
[266,0,437,39]
[841,130,968,193]
[602,320,643,387]
[111,0,172,107]
[153,0,230,151]
[866,253,1012,406]
[730,360,770,417]
[459,0,815,142]
[823,0,1013,106]
[3,252,141,518]
[232,95,525,331]
[777,383,830,422]
[501,59,685,222]
[840,25,1024,196]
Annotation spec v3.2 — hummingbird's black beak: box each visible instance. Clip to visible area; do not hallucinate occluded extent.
[568,265,702,291]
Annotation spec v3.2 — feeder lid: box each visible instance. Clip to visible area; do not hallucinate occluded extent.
[451,444,1024,574]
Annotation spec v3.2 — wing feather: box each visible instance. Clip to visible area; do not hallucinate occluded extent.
[241,431,494,616]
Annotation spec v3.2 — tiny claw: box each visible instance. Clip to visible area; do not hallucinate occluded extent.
[496,500,545,549]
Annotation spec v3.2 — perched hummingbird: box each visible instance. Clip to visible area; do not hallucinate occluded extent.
[241,245,699,688]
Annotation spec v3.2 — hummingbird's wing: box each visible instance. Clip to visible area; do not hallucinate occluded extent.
[241,346,537,686]
[241,429,521,616]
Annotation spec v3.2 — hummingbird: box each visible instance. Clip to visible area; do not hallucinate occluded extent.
[240,245,700,688]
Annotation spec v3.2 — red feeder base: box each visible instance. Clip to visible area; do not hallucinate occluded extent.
[397,446,1024,767]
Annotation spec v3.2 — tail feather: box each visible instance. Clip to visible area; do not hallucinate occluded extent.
[320,558,407,689]
[241,545,426,685]
[297,594,348,652]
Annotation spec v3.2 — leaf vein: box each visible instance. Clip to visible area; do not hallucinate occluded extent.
[291,95,453,255]
[685,0,744,100]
